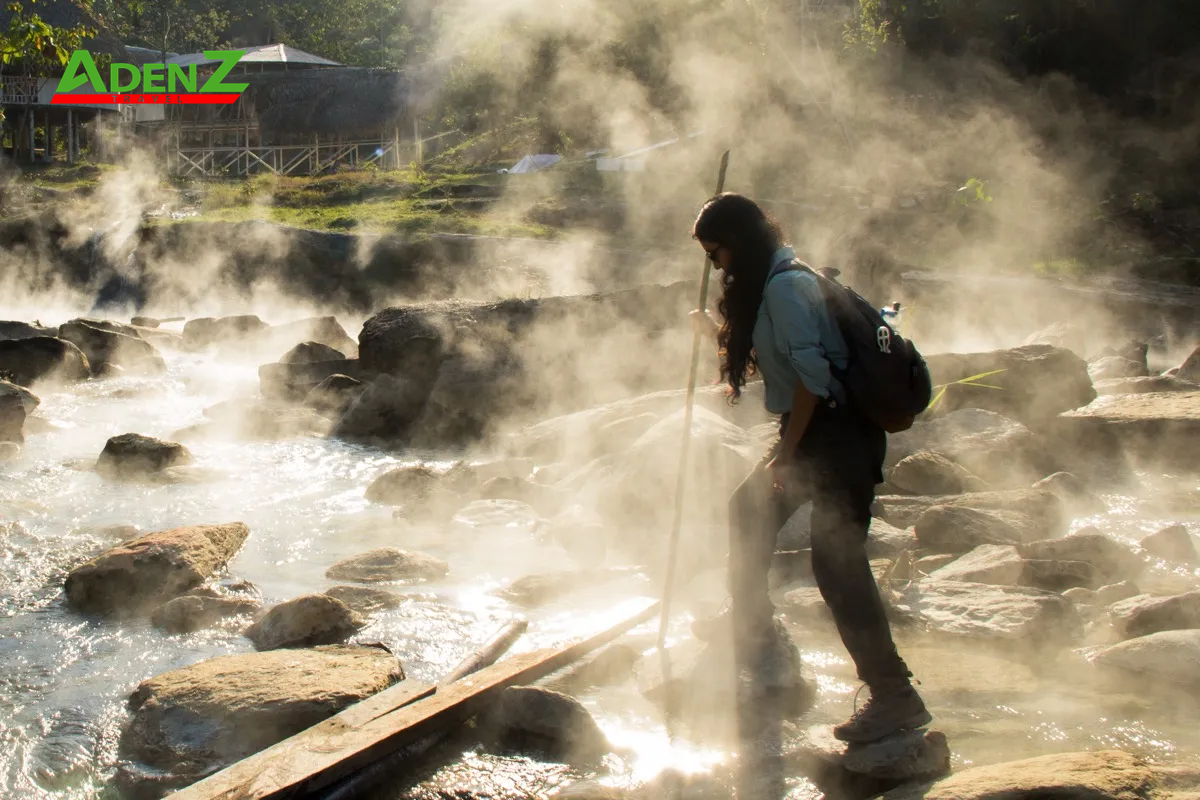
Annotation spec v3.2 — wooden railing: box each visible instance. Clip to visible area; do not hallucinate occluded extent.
[169,140,408,177]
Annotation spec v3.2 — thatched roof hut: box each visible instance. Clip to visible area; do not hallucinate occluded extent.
[242,68,412,141]
[0,0,127,70]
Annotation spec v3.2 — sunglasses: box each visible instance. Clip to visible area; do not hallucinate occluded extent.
[706,246,722,264]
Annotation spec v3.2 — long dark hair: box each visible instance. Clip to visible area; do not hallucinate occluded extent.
[691,192,785,401]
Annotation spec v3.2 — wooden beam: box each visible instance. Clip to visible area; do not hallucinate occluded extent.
[170,601,659,800]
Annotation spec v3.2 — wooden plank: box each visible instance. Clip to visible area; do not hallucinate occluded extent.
[323,678,436,730]
[172,601,659,800]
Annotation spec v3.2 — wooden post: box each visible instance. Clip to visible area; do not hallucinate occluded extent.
[45,112,54,163]
[27,110,35,161]
[413,116,421,165]
[393,125,399,170]
[67,109,74,164]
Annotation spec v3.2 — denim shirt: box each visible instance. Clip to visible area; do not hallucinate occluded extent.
[752,246,849,414]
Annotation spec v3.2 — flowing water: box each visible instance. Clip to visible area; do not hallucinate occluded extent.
[1,329,1198,800]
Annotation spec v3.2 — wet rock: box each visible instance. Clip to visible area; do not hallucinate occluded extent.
[781,586,834,623]
[914,506,1034,553]
[1094,580,1140,605]
[244,593,367,651]
[1018,531,1141,585]
[323,585,405,615]
[332,373,430,446]
[1140,524,1199,565]
[95,433,194,480]
[483,686,611,765]
[0,336,91,386]
[927,544,1025,585]
[1055,390,1200,471]
[325,547,449,583]
[59,319,165,375]
[64,523,249,615]
[885,408,1048,487]
[1110,591,1200,639]
[877,488,1065,534]
[867,518,918,559]
[1087,629,1200,687]
[304,374,363,416]
[877,750,1157,800]
[498,569,635,609]
[117,645,403,785]
[788,724,950,783]
[1094,375,1198,395]
[0,319,57,340]
[0,386,25,443]
[150,595,260,634]
[1023,559,1097,591]
[281,341,346,364]
[1088,356,1147,381]
[888,451,988,496]
[1030,471,1105,515]
[1,378,39,414]
[888,579,1082,641]
[364,463,475,506]
[259,358,363,403]
[924,344,1095,426]
[182,315,268,349]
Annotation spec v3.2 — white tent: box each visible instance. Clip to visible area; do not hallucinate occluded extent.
[505,154,562,174]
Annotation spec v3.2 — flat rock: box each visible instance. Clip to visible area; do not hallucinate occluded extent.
[96,433,194,480]
[789,724,950,782]
[877,488,1065,535]
[889,579,1082,641]
[927,544,1024,585]
[1018,530,1141,585]
[243,593,366,651]
[323,585,405,615]
[325,547,449,583]
[888,451,988,496]
[914,506,1035,553]
[877,750,1158,800]
[0,320,57,340]
[0,336,91,386]
[1087,629,1200,687]
[1109,591,1200,639]
[483,686,611,765]
[64,523,250,615]
[1055,390,1200,470]
[117,645,403,781]
[150,595,261,634]
[1094,375,1198,395]
[1140,524,1199,565]
[885,408,1048,487]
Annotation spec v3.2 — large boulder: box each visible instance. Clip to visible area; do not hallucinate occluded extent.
[884,408,1048,487]
[303,374,364,417]
[323,585,405,615]
[325,547,449,583]
[923,344,1095,427]
[888,579,1082,642]
[116,645,403,791]
[0,320,57,340]
[887,451,988,495]
[0,385,25,443]
[1140,524,1199,565]
[483,686,611,765]
[787,724,950,785]
[405,355,530,448]
[182,315,268,349]
[0,336,90,386]
[258,358,362,403]
[1017,530,1141,585]
[280,341,345,364]
[331,373,433,447]
[913,506,1045,553]
[926,544,1025,585]
[243,594,367,651]
[1086,629,1200,688]
[1109,591,1200,640]
[0,378,39,414]
[64,523,250,615]
[96,433,194,480]
[1054,390,1200,471]
[876,488,1066,534]
[59,319,165,375]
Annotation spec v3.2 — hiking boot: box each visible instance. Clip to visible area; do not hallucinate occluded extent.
[832,681,932,743]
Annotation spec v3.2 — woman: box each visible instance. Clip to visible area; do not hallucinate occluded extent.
[689,192,931,744]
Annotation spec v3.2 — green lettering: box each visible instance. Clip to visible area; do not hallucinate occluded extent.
[199,50,249,93]
[58,50,107,93]
[142,64,165,92]
[110,63,140,93]
[167,63,197,93]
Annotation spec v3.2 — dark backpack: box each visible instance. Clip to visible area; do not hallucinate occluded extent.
[772,260,933,433]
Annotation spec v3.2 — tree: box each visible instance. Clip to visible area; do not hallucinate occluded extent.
[0,0,95,125]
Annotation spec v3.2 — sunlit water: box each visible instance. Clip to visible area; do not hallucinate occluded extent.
[1,341,1197,799]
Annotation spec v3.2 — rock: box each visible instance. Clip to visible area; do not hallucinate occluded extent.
[406,354,533,449]
[483,686,611,764]
[1109,591,1200,639]
[913,553,958,575]
[150,595,260,634]
[924,344,1096,426]
[889,579,1081,641]
[1088,356,1147,381]
[364,464,451,505]
[867,518,918,559]
[1055,391,1200,471]
[1087,629,1200,687]
[0,378,39,414]
[498,569,634,608]
[96,433,194,480]
[927,544,1025,585]
[1031,471,1105,515]
[914,506,1037,553]
[1018,531,1141,585]
[888,451,988,495]
[885,408,1048,487]
[331,373,430,446]
[0,320,57,340]
[244,594,367,651]
[323,585,405,615]
[1094,580,1140,605]
[1174,345,1200,383]
[281,341,345,364]
[1023,559,1097,591]
[117,645,402,782]
[1022,321,1087,355]
[876,750,1159,800]
[220,316,358,362]
[1140,524,1199,565]
[59,319,165,375]
[64,523,250,615]
[0,441,18,460]
[259,358,363,403]
[182,315,268,349]
[0,336,91,386]
[0,386,25,443]
[304,374,363,416]
[877,488,1066,535]
[788,724,950,783]
[325,547,449,583]
[131,316,159,328]
[1094,374,1199,395]
[1063,587,1096,604]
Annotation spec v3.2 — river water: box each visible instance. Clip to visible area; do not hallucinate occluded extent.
[1,323,1197,800]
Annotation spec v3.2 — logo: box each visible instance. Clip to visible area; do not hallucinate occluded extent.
[876,326,892,354]
[51,50,249,105]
